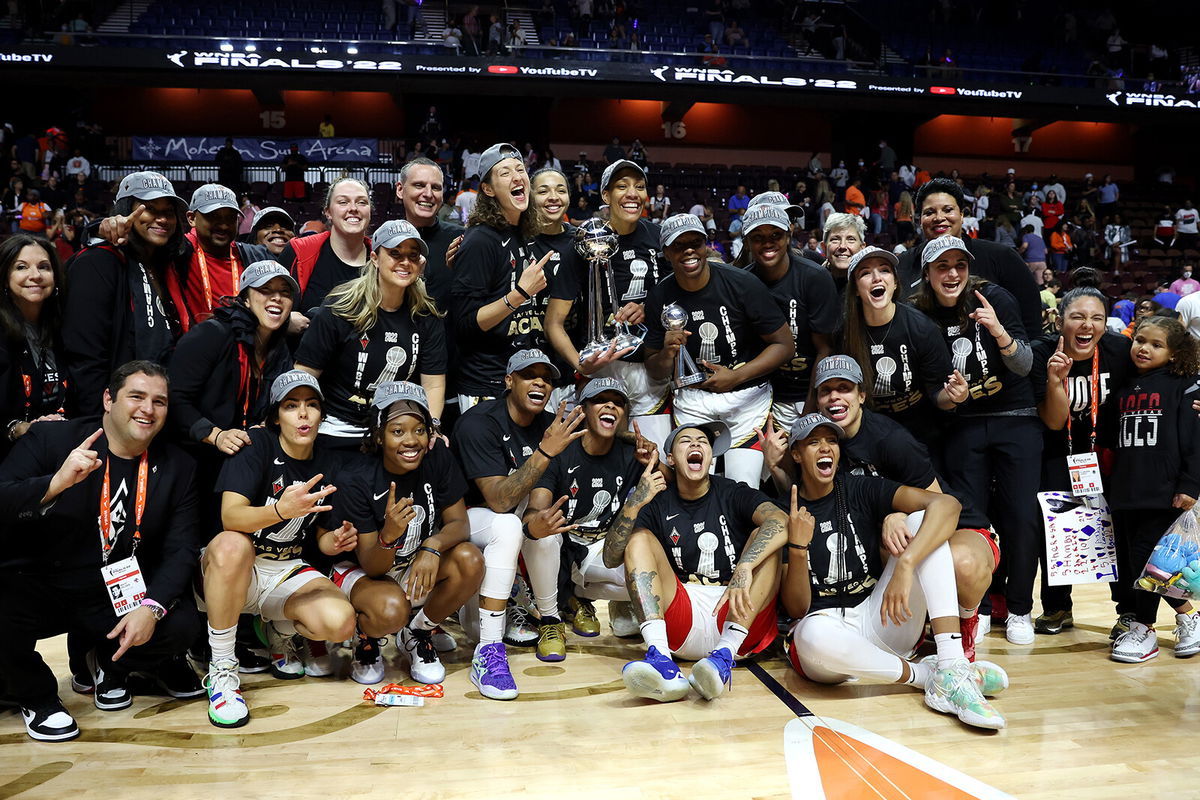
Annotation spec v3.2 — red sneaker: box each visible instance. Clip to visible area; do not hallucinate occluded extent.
[960,611,979,662]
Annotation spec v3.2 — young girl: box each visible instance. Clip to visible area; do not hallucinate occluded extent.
[1105,316,1200,663]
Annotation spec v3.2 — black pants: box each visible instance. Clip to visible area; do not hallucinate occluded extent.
[942,415,1043,616]
[1112,508,1190,626]
[0,567,201,706]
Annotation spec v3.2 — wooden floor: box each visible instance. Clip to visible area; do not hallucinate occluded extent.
[1,581,1197,799]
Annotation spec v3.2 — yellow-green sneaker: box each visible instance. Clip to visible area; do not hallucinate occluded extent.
[536,619,567,662]
[924,658,1006,730]
[1034,609,1074,635]
[567,596,601,637]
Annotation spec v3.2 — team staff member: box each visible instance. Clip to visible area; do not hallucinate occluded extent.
[295,220,447,453]
[545,158,673,449]
[0,361,203,742]
[199,371,357,728]
[609,421,787,702]
[643,214,794,487]
[328,382,483,685]
[742,204,839,426]
[243,206,295,257]
[821,212,867,304]
[522,377,654,660]
[780,414,1008,731]
[912,236,1042,646]
[897,178,1042,337]
[63,171,188,416]
[1030,286,1134,636]
[450,143,554,407]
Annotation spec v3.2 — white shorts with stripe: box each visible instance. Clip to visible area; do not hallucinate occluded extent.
[197,554,324,622]
[673,381,772,448]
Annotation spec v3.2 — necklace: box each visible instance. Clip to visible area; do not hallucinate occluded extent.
[864,306,896,351]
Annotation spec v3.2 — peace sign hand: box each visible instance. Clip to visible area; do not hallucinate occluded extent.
[631,457,667,507]
[755,411,787,471]
[527,495,576,539]
[275,473,336,520]
[969,290,1006,339]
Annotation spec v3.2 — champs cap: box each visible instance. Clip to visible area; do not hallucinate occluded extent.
[659,213,707,248]
[239,260,300,297]
[371,219,429,256]
[741,204,791,235]
[846,245,899,278]
[115,171,186,208]
[664,420,731,457]
[921,235,974,266]
[189,183,241,215]
[600,158,646,192]
[787,412,845,447]
[748,190,802,216]
[813,354,864,388]
[506,348,561,379]
[578,377,629,403]
[269,370,324,405]
[478,142,523,181]
[251,206,294,232]
[371,380,431,424]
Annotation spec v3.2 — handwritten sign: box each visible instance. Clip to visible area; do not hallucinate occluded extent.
[1038,491,1118,586]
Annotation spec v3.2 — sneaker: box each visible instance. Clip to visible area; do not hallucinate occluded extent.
[300,640,335,677]
[70,672,94,695]
[959,611,979,662]
[609,600,641,639]
[400,627,446,684]
[924,658,1006,730]
[1005,613,1035,645]
[431,626,457,653]
[87,651,132,711]
[920,655,1008,696]
[350,636,385,685]
[536,618,568,662]
[566,596,600,637]
[503,602,539,647]
[235,643,271,674]
[1175,612,1200,658]
[261,621,305,679]
[470,642,518,700]
[1110,612,1136,640]
[153,653,205,699]
[1111,622,1159,663]
[204,660,249,729]
[20,698,79,742]
[622,646,690,702]
[975,614,991,641]
[689,647,734,701]
[1034,609,1074,635]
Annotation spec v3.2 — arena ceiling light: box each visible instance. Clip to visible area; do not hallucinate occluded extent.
[245,43,257,52]
[347,44,359,54]
[218,41,233,52]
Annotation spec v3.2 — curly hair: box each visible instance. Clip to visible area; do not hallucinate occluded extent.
[467,181,539,241]
[1134,316,1200,377]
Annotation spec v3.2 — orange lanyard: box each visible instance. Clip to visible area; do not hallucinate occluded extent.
[195,246,241,311]
[363,683,444,701]
[1065,347,1100,454]
[99,450,149,563]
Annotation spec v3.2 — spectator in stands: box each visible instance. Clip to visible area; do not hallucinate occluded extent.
[1047,221,1073,274]
[876,140,897,180]
[629,139,647,167]
[724,19,747,48]
[567,195,592,224]
[816,181,837,231]
[1104,213,1131,274]
[63,149,89,180]
[1170,265,1200,297]
[807,152,824,178]
[1019,224,1047,285]
[507,19,528,53]
[603,136,626,165]
[690,196,716,234]
[17,189,50,235]
[1106,28,1127,67]
[994,217,1017,250]
[898,162,915,188]
[280,145,308,204]
[1155,205,1176,246]
[830,160,849,190]
[895,191,915,243]
[215,138,243,193]
[454,179,478,226]
[1174,201,1199,252]
[704,0,725,42]
[1019,202,1043,240]
[1041,191,1064,233]
[245,207,295,256]
[1096,174,1119,222]
[843,175,866,218]
[649,184,671,224]
[1044,175,1065,205]
[727,185,750,235]
[488,14,506,54]
[1023,183,1046,208]
[1175,285,1200,339]
[992,182,1022,230]
[462,5,482,55]
[444,20,464,52]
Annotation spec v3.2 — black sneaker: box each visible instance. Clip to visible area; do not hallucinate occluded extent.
[21,697,80,742]
[154,653,206,699]
[235,643,271,674]
[87,651,132,711]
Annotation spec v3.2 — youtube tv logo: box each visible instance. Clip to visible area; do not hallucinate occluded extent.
[930,86,957,95]
[488,65,519,74]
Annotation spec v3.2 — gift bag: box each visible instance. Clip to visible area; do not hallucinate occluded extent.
[1136,508,1200,602]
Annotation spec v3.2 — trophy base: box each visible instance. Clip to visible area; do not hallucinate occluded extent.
[672,372,708,390]
[612,332,644,353]
[578,340,611,365]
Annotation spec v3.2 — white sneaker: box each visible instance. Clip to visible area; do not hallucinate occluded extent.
[400,627,446,684]
[974,614,992,642]
[1005,613,1035,645]
[204,660,249,728]
[431,626,457,653]
[350,637,385,685]
[1111,621,1159,663]
[924,658,1006,730]
[301,640,335,677]
[263,622,305,679]
[609,600,641,639]
[1175,613,1200,658]
[503,602,539,646]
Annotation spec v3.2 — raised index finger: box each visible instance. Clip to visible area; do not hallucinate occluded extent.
[974,289,992,308]
[790,484,799,515]
[80,427,105,450]
[1055,335,1064,353]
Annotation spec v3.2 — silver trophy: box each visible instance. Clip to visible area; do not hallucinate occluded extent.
[573,219,643,364]
[661,303,706,388]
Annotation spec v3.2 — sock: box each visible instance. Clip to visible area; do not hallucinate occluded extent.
[958,604,978,619]
[905,658,935,687]
[639,619,670,655]
[409,608,437,632]
[479,608,505,646]
[715,621,749,656]
[933,631,966,668]
[535,593,560,621]
[208,624,237,664]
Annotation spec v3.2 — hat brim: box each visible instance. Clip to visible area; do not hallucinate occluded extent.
[743,216,791,235]
[375,234,430,257]
[253,210,295,231]
[666,421,731,458]
[192,202,244,217]
[242,272,301,299]
[788,418,844,448]
[661,225,708,248]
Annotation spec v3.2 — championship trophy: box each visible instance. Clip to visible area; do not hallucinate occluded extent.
[661,302,706,388]
[573,218,643,364]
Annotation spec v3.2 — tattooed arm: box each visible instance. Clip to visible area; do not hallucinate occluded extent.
[475,454,552,513]
[734,501,790,572]
[603,459,667,568]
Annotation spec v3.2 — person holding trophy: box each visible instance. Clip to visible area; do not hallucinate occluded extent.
[643,214,794,487]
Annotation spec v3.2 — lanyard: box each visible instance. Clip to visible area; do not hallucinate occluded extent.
[99,450,149,564]
[195,245,241,311]
[1065,347,1100,454]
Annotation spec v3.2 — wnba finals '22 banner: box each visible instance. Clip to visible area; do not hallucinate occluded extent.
[131,136,378,163]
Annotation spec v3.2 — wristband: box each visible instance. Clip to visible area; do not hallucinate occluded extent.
[786,542,809,551]
[503,295,519,311]
[537,445,553,459]
[998,337,1014,351]
[522,522,537,541]
[377,534,401,550]
[140,598,167,620]
[5,419,19,442]
[514,283,532,300]
[418,545,442,558]
[274,503,285,521]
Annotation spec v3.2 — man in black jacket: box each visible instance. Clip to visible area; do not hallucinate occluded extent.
[0,360,203,742]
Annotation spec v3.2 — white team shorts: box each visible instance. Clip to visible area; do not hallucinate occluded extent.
[198,554,324,622]
[330,559,431,606]
[673,381,772,448]
[595,359,671,417]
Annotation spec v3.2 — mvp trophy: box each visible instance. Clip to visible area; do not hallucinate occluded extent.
[661,302,706,388]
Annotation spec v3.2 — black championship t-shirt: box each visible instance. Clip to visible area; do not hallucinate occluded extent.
[453,397,553,511]
[634,476,770,584]
[920,282,1034,414]
[536,438,643,544]
[749,252,840,403]
[858,303,952,432]
[333,443,467,570]
[419,218,465,313]
[529,224,581,382]
[790,475,899,612]
[551,218,668,365]
[215,427,340,560]
[296,239,363,314]
[450,224,550,396]
[294,307,447,428]
[644,263,786,383]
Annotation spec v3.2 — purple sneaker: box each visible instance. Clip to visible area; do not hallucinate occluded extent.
[688,647,734,700]
[622,645,690,702]
[471,642,519,700]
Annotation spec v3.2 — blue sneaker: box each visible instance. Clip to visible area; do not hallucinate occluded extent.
[622,645,690,702]
[689,647,734,700]
[471,642,519,700]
